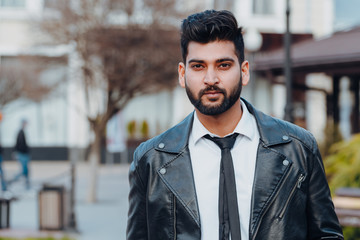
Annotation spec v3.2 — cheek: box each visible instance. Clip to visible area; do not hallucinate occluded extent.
[185,72,203,88]
[221,71,241,87]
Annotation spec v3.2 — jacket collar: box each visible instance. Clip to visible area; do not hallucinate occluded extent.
[242,98,292,147]
[154,112,194,153]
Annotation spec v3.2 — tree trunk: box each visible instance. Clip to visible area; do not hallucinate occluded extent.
[86,130,101,203]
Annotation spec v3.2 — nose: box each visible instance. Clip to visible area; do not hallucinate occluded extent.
[203,68,219,85]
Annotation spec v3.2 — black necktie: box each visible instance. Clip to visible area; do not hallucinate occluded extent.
[204,133,241,240]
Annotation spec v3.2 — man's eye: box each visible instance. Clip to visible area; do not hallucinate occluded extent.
[191,64,204,69]
[219,63,231,69]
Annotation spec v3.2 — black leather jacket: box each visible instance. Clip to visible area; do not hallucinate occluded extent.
[127,100,343,240]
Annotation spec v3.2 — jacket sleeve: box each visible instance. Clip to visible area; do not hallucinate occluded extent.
[306,146,343,240]
[126,155,148,240]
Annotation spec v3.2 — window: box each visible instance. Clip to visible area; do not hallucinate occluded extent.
[214,0,235,11]
[0,0,26,8]
[253,0,275,15]
[44,0,57,9]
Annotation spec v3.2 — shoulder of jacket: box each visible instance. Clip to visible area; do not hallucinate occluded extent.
[132,113,193,166]
[133,134,162,161]
[243,98,317,150]
[274,117,317,151]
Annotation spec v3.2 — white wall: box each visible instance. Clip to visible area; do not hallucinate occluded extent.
[171,86,194,126]
[305,74,332,142]
[122,90,177,138]
[338,77,353,140]
[0,64,69,147]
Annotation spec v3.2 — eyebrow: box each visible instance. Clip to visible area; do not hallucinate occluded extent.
[187,58,235,64]
[216,58,235,63]
[188,59,205,64]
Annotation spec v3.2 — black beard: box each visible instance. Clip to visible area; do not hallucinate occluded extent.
[185,76,242,116]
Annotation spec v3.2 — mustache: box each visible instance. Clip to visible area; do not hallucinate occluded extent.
[199,85,226,97]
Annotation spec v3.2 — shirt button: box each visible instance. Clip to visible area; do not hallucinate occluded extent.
[283,159,289,166]
[158,143,165,149]
[159,168,166,175]
[282,135,289,141]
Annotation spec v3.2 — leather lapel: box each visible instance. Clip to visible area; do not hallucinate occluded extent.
[240,99,294,237]
[157,146,201,228]
[249,142,292,237]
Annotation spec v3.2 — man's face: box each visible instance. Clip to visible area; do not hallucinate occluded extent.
[178,40,249,116]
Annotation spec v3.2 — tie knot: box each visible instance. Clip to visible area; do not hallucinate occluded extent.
[204,133,239,150]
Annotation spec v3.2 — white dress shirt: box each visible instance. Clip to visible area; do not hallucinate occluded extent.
[188,100,260,240]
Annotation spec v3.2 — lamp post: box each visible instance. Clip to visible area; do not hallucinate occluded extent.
[284,0,294,122]
[243,27,263,103]
[0,111,2,136]
[0,111,3,152]
[66,148,78,232]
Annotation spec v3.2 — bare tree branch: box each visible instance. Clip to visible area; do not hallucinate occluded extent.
[0,56,62,108]
[35,0,186,202]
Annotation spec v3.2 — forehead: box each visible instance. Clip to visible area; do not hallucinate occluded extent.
[186,40,237,63]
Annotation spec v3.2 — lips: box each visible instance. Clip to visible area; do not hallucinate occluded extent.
[204,91,222,98]
[198,86,226,101]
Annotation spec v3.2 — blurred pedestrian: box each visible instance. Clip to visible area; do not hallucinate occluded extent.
[12,119,30,189]
[0,143,7,191]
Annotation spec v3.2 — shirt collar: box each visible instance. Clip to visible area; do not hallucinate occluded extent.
[234,99,256,141]
[191,100,256,145]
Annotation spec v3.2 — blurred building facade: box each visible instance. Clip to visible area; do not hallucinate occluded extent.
[248,0,360,141]
[0,0,181,161]
[0,0,357,161]
[0,0,88,160]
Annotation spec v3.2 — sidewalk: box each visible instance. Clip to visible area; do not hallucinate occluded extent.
[0,161,130,240]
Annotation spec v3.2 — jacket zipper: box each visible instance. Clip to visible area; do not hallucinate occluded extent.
[251,161,292,240]
[173,194,176,240]
[278,174,305,220]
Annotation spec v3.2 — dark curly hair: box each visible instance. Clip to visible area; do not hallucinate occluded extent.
[180,10,244,64]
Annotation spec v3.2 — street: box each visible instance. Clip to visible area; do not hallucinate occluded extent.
[0,161,130,240]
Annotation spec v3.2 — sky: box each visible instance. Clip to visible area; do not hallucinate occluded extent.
[334,0,360,29]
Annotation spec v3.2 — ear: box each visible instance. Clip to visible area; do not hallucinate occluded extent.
[178,62,186,88]
[241,61,250,86]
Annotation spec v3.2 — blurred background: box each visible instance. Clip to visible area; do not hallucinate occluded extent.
[0,0,360,239]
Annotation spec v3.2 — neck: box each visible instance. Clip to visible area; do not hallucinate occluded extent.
[196,99,243,137]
